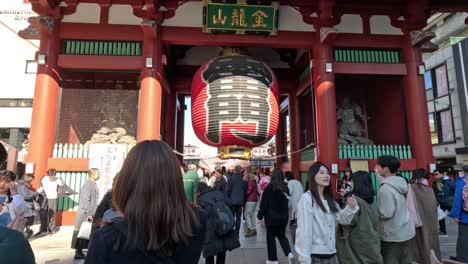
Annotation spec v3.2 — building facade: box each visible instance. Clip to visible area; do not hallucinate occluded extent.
[13,0,468,225]
[0,0,38,150]
[423,13,468,170]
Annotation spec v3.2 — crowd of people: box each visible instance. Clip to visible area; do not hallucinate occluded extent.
[1,141,468,264]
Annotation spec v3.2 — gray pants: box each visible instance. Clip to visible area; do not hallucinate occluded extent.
[244,202,257,231]
[456,222,468,262]
[381,240,412,264]
[46,199,57,232]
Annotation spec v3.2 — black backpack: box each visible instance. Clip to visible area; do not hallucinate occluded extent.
[206,199,235,236]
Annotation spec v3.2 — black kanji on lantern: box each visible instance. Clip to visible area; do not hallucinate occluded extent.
[202,56,275,145]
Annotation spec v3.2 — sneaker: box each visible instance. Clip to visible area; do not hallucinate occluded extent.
[24,229,34,239]
[266,261,278,264]
[244,228,251,235]
[74,251,85,260]
[33,232,48,238]
[288,253,295,264]
[245,229,255,237]
[439,231,448,237]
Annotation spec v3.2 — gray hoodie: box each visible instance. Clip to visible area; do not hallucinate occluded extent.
[377,176,415,242]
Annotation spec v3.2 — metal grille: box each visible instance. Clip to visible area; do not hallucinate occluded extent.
[57,88,139,144]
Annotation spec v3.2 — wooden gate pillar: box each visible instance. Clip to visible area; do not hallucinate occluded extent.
[137,21,163,142]
[26,17,60,188]
[402,32,435,168]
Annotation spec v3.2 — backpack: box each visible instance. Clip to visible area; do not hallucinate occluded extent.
[207,199,235,236]
[462,178,468,212]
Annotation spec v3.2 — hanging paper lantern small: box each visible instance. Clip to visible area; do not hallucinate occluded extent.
[191,55,279,159]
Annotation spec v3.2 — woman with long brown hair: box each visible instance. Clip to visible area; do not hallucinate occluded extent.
[85,140,206,264]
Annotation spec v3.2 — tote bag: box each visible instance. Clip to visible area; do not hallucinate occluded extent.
[77,221,92,240]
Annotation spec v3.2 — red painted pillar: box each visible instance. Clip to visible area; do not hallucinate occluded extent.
[289,92,301,180]
[312,43,338,169]
[138,69,162,141]
[164,92,177,149]
[402,32,434,168]
[137,21,162,142]
[26,17,60,188]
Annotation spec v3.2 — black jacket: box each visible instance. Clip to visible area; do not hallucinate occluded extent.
[226,173,246,205]
[214,178,227,193]
[257,184,289,227]
[92,191,113,232]
[197,184,240,257]
[85,208,206,264]
[0,227,35,264]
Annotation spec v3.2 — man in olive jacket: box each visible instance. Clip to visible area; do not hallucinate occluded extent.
[183,164,200,203]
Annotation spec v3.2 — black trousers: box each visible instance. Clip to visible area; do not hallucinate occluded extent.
[456,222,468,262]
[266,225,291,261]
[205,252,226,264]
[439,218,446,234]
[231,205,242,236]
[439,205,451,234]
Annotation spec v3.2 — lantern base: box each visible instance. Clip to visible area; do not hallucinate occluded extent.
[218,145,252,160]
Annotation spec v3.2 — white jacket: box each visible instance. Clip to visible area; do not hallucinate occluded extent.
[295,191,359,264]
[287,179,303,219]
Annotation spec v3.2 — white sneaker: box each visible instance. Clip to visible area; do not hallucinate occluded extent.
[266,261,278,264]
[288,253,295,264]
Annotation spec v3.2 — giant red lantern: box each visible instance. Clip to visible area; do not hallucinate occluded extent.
[191,55,279,159]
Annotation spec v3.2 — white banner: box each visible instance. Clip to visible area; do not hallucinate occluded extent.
[88,144,127,202]
[0,0,36,33]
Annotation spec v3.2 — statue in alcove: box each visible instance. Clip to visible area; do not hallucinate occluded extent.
[85,83,137,146]
[337,97,374,145]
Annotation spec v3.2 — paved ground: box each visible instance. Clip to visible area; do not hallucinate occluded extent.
[30,218,458,264]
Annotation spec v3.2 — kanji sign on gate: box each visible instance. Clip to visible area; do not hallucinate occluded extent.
[203,0,278,35]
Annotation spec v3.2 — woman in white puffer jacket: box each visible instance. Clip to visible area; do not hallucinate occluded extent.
[295,162,358,264]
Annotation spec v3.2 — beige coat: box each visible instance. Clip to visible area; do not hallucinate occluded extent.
[410,183,441,263]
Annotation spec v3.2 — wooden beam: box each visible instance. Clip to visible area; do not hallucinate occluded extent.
[333,62,407,75]
[58,55,143,70]
[161,27,316,49]
[48,158,89,171]
[410,30,435,47]
[59,24,316,49]
[60,23,144,41]
[334,33,405,49]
